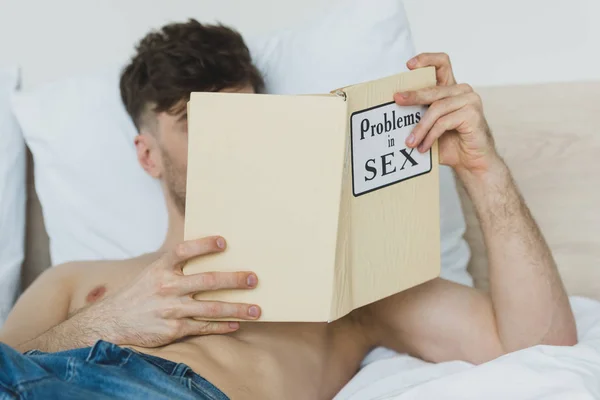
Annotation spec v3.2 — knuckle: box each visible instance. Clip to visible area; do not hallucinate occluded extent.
[427,102,444,118]
[417,88,432,102]
[423,86,437,96]
[469,91,482,105]
[160,297,186,319]
[465,103,480,118]
[441,52,450,62]
[235,305,249,318]
[237,272,249,288]
[459,83,473,93]
[199,237,220,253]
[155,279,176,296]
[419,117,436,133]
[200,272,218,290]
[436,116,452,131]
[205,303,223,317]
[427,99,440,111]
[174,244,187,259]
[155,281,171,296]
[167,319,183,337]
[210,323,225,334]
[159,304,177,319]
[430,123,443,136]
[155,281,166,295]
[196,238,213,253]
[197,321,214,333]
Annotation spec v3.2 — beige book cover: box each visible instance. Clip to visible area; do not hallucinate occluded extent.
[184,67,440,322]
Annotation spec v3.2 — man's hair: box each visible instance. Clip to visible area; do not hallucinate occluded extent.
[120,19,264,131]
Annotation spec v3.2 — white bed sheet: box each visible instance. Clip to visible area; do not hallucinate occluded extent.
[336,297,600,400]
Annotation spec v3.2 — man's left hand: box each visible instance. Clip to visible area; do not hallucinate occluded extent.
[394,53,499,176]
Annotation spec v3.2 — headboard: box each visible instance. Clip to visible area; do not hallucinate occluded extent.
[464,81,600,299]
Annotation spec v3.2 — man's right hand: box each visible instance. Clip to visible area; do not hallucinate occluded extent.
[91,236,260,348]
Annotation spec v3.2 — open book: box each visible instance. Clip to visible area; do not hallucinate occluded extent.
[183,67,440,322]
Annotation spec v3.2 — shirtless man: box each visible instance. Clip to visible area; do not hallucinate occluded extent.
[0,20,576,400]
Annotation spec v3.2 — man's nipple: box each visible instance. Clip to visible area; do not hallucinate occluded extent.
[86,285,107,304]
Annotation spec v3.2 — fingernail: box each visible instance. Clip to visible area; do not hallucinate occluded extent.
[229,322,239,329]
[407,58,417,67]
[248,306,260,318]
[399,92,410,99]
[406,134,415,145]
[418,144,426,153]
[216,237,225,249]
[247,274,258,287]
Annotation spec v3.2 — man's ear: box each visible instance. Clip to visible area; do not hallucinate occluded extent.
[134,133,163,179]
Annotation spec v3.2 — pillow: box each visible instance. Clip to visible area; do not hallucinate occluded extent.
[0,67,26,326]
[13,70,167,264]
[12,0,472,286]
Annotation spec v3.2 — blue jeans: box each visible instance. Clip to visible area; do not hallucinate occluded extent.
[0,340,229,400]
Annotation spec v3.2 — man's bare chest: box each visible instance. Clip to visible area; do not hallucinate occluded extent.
[68,263,144,315]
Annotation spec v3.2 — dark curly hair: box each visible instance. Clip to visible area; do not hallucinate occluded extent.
[120,19,264,131]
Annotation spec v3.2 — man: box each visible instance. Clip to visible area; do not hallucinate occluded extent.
[0,20,576,400]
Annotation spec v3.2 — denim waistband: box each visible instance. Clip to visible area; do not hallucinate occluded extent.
[22,341,230,400]
[133,350,191,377]
[118,343,230,400]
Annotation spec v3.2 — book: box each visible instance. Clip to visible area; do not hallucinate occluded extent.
[183,67,440,322]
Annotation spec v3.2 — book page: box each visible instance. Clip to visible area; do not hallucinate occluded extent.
[184,92,347,322]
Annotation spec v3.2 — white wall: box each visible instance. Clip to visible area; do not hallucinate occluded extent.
[0,0,328,88]
[0,0,599,88]
[403,0,600,86]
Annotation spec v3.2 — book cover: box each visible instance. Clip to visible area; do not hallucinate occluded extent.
[184,67,439,322]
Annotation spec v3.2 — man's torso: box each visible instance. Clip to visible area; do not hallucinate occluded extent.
[66,254,372,400]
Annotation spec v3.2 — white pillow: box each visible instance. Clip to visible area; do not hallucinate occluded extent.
[11,0,472,286]
[0,67,26,326]
[13,70,167,264]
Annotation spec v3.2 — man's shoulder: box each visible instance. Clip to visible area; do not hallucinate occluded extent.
[50,259,127,276]
[43,253,160,282]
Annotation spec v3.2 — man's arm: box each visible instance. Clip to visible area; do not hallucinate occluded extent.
[0,263,79,350]
[2,268,126,353]
[459,157,576,352]
[1,236,262,353]
[365,53,576,365]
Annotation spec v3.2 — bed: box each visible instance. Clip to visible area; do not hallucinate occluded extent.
[3,0,598,395]
[335,81,600,399]
[18,81,600,399]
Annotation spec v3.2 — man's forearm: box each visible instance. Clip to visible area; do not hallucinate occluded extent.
[15,303,118,353]
[458,158,577,351]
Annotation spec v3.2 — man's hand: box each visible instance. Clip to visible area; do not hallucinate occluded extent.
[8,236,261,353]
[92,236,260,348]
[394,52,498,176]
